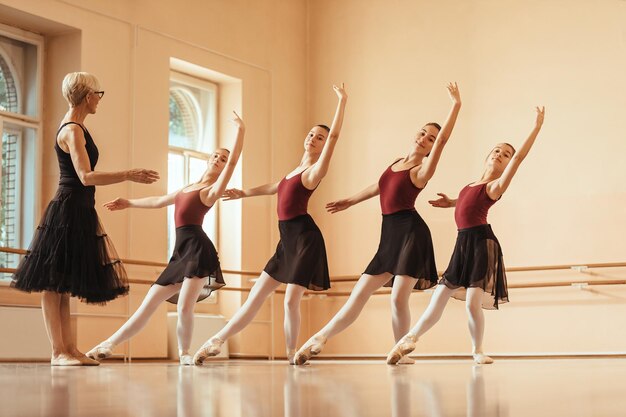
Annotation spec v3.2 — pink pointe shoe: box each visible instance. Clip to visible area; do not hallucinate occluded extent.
[473,352,494,364]
[386,334,417,365]
[193,337,224,365]
[86,341,114,361]
[293,334,327,365]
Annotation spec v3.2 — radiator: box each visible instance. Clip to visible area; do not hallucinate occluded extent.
[166,313,229,359]
[0,307,51,360]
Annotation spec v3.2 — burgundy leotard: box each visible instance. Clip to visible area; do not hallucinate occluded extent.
[378,160,423,215]
[174,189,211,227]
[454,183,497,229]
[277,172,314,221]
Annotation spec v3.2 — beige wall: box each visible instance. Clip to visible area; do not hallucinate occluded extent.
[306,0,626,355]
[308,0,626,271]
[1,0,625,359]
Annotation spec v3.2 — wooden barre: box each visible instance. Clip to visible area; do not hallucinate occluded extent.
[2,246,625,285]
[3,275,625,298]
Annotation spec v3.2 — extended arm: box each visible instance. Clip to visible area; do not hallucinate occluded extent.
[428,193,457,208]
[103,191,178,211]
[326,183,380,213]
[63,125,159,186]
[222,182,280,200]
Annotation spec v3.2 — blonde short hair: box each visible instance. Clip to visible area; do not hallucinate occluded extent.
[62,72,100,107]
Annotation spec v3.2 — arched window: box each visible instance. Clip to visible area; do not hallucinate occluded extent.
[0,27,42,279]
[167,72,218,257]
[0,53,19,113]
[169,88,200,150]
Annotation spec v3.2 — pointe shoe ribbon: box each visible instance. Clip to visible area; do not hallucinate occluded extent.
[86,341,114,361]
[193,337,224,365]
[294,334,327,365]
[386,334,417,365]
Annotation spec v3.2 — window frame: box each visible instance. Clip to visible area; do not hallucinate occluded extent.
[167,71,219,259]
[0,23,43,283]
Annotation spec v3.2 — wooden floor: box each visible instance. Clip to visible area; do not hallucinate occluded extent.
[1,358,625,416]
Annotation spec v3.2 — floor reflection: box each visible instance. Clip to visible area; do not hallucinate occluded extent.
[46,367,71,417]
[5,359,626,416]
[283,366,362,417]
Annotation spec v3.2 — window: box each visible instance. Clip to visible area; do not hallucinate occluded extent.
[0,25,43,281]
[167,71,218,257]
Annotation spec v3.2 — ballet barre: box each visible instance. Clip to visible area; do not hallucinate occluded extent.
[2,246,626,296]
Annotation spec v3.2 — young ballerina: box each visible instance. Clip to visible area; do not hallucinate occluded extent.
[11,72,159,366]
[193,84,348,365]
[86,111,245,365]
[294,83,461,365]
[387,106,545,365]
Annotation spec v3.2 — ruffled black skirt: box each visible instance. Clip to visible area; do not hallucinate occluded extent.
[11,186,128,304]
[440,224,509,310]
[364,210,438,290]
[264,214,330,291]
[155,225,225,304]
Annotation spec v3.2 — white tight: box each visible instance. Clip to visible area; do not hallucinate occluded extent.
[176,278,211,352]
[409,285,487,353]
[211,273,308,351]
[214,272,281,342]
[283,284,308,350]
[107,278,207,353]
[315,273,423,344]
[390,275,418,342]
[317,273,392,339]
[465,288,487,353]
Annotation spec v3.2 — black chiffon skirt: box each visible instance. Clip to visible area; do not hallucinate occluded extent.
[439,224,509,310]
[264,214,330,291]
[11,186,129,304]
[155,225,225,304]
[364,210,438,290]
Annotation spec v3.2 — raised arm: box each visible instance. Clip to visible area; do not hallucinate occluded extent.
[415,82,462,187]
[428,193,457,208]
[326,182,380,214]
[487,106,545,200]
[202,112,245,207]
[304,84,348,187]
[103,191,178,211]
[62,125,159,186]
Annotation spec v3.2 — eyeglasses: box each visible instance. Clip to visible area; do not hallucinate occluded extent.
[93,91,105,99]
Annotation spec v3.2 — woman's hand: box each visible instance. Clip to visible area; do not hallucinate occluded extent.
[231,110,245,131]
[326,199,352,214]
[126,169,160,184]
[333,83,347,101]
[222,188,245,201]
[535,106,545,127]
[103,198,130,211]
[428,193,455,208]
[447,82,461,105]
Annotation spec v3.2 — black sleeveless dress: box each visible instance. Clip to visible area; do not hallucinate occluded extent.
[11,122,129,304]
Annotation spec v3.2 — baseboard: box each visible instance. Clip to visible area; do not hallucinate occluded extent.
[228,352,626,361]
